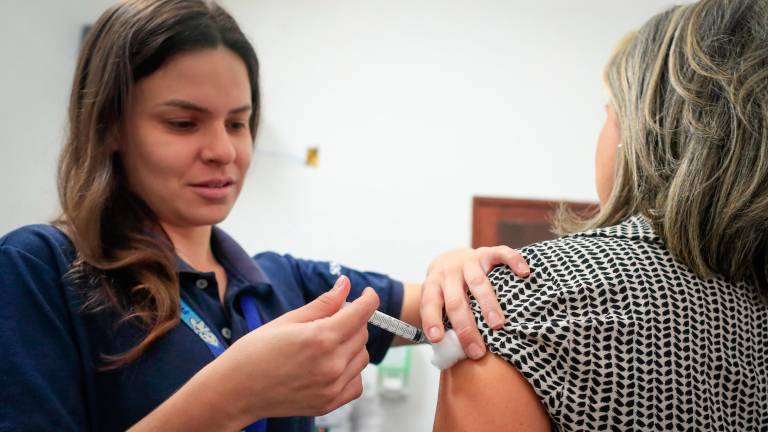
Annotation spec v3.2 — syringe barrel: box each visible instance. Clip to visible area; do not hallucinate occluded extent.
[368,309,425,343]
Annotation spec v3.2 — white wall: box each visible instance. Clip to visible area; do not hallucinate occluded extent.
[0,0,114,234]
[0,1,685,431]
[217,0,682,278]
[216,1,684,431]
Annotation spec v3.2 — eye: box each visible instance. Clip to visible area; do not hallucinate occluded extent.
[227,120,248,133]
[166,119,197,131]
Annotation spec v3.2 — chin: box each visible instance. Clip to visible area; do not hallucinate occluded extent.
[182,207,233,227]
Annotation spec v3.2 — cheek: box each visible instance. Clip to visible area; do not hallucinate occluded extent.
[595,121,620,204]
[121,127,191,194]
[596,130,617,176]
[237,141,253,175]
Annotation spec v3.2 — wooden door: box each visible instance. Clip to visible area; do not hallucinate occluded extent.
[472,197,596,249]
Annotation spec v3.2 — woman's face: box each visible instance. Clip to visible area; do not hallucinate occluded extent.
[120,47,253,229]
[595,103,621,206]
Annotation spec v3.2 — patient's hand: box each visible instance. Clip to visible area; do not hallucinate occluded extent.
[420,246,529,359]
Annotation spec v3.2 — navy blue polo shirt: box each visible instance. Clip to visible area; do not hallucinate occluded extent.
[0,224,404,432]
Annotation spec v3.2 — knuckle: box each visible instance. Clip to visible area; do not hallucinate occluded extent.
[465,273,487,289]
[454,325,477,342]
[419,298,442,316]
[327,360,346,380]
[444,296,467,313]
[300,324,321,345]
[351,381,363,400]
[319,386,338,406]
[317,366,339,385]
[421,278,440,294]
[314,332,336,352]
[426,266,445,279]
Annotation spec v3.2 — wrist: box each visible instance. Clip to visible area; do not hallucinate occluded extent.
[129,357,252,432]
[192,356,257,430]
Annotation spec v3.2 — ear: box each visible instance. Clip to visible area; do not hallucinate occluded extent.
[107,126,123,154]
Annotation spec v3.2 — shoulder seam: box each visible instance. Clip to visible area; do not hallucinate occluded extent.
[0,244,63,276]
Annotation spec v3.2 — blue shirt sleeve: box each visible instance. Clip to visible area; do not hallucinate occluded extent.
[0,229,86,431]
[254,253,404,363]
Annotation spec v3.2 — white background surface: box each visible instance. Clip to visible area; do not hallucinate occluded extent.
[1,1,686,430]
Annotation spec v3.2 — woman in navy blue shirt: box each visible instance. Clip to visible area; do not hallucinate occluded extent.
[0,1,528,431]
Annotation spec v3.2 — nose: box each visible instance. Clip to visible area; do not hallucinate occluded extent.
[200,123,237,165]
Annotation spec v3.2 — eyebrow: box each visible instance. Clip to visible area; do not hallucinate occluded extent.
[158,99,252,114]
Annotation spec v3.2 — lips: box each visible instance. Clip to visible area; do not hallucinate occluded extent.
[189,177,236,201]
[190,178,235,188]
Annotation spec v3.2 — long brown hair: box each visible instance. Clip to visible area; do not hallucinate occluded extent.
[56,0,260,367]
[557,0,768,294]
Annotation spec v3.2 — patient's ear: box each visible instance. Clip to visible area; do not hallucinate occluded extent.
[108,126,122,154]
[434,354,551,432]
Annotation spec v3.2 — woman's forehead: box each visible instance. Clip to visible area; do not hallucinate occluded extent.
[132,47,251,112]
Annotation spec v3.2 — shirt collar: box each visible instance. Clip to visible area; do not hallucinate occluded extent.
[174,226,273,299]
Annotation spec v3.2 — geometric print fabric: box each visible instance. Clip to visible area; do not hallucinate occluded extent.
[467,215,768,431]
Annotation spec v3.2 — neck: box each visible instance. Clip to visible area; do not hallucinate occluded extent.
[161,223,215,271]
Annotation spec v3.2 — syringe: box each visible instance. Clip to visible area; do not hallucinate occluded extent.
[344,302,467,369]
[368,308,428,344]
[346,302,427,344]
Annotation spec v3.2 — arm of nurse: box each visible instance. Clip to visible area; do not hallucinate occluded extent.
[433,354,551,432]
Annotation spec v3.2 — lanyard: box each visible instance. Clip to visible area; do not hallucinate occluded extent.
[179,295,267,432]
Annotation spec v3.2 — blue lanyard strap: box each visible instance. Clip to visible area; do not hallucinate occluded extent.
[179,295,267,432]
[179,298,226,357]
[240,294,264,330]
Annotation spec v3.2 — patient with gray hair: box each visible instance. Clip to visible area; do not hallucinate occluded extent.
[432,0,768,430]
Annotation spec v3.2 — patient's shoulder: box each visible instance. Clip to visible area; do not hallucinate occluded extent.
[491,215,667,297]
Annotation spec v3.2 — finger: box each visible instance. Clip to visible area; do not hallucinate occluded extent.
[419,277,445,343]
[310,325,368,391]
[480,246,529,277]
[337,348,370,391]
[444,281,486,360]
[463,261,505,329]
[329,372,364,413]
[327,287,380,340]
[278,275,351,324]
[326,319,369,364]
[330,349,369,408]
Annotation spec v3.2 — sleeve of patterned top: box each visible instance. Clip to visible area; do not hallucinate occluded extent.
[439,243,577,431]
[447,235,642,431]
[479,259,571,419]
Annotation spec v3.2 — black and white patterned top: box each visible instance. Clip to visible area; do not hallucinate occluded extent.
[470,215,768,431]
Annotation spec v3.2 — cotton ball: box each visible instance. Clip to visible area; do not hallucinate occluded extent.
[430,329,467,370]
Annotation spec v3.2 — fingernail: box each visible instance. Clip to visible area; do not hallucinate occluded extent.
[429,326,441,340]
[517,262,530,275]
[488,311,503,328]
[468,343,484,359]
[333,275,347,291]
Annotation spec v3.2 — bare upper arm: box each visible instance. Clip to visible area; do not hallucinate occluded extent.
[392,282,422,346]
[433,353,551,432]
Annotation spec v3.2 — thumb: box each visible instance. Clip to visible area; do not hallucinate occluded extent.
[277,275,350,324]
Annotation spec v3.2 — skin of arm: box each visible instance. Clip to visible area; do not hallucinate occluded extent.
[128,360,247,431]
[392,282,423,346]
[433,354,551,432]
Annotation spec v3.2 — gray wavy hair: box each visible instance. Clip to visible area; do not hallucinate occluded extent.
[557,0,768,293]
